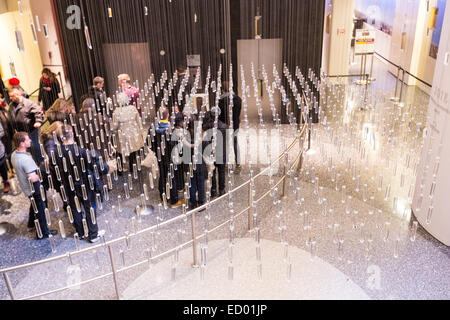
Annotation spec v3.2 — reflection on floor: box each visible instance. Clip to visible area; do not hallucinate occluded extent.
[1,57,449,300]
[123,238,370,300]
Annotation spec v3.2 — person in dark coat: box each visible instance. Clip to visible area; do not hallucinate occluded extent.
[39,121,65,201]
[88,76,106,114]
[55,125,109,243]
[0,79,8,104]
[0,93,12,193]
[173,112,186,194]
[0,93,12,152]
[8,87,44,164]
[218,81,242,172]
[0,121,10,193]
[150,108,183,208]
[38,68,61,112]
[203,110,228,198]
[183,115,207,209]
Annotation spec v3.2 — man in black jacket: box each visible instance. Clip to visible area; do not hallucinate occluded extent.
[8,87,44,164]
[55,125,109,243]
[218,81,242,173]
[88,77,106,114]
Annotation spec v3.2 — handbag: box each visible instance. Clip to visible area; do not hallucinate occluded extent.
[141,149,157,169]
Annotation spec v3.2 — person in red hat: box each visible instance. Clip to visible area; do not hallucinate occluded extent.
[8,78,29,99]
[9,78,20,86]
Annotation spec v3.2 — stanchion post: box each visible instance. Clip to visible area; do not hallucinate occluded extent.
[399,68,406,103]
[359,54,364,82]
[391,66,400,102]
[107,245,121,300]
[308,117,312,151]
[369,53,376,82]
[364,73,369,106]
[191,211,199,268]
[352,41,356,64]
[297,145,304,175]
[3,273,16,300]
[281,153,288,199]
[363,54,367,84]
[248,183,253,231]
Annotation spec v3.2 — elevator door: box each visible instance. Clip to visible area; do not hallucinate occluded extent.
[103,43,152,97]
[237,39,283,122]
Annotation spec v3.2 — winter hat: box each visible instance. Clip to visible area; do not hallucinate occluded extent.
[8,78,20,86]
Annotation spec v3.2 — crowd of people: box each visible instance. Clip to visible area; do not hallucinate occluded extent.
[0,67,242,243]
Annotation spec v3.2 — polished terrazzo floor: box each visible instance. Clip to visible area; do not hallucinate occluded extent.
[0,57,449,300]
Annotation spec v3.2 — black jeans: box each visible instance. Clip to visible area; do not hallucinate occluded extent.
[234,133,240,165]
[118,151,138,173]
[190,168,206,207]
[0,158,8,183]
[28,181,52,236]
[66,189,99,239]
[212,164,226,194]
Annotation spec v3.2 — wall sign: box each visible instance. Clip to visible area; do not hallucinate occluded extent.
[9,62,17,77]
[15,30,25,52]
[337,28,346,35]
[355,29,375,54]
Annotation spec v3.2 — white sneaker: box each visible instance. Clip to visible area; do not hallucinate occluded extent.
[89,236,100,243]
[89,230,105,243]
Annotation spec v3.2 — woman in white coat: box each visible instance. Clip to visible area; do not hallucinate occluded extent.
[111,93,145,174]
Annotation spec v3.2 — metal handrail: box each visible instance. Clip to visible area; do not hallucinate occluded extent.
[0,98,311,300]
[326,74,370,78]
[19,136,307,301]
[374,52,432,88]
[29,88,40,97]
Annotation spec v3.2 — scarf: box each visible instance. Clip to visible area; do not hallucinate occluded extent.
[41,77,53,86]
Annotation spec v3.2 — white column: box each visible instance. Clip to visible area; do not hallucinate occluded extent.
[324,0,355,76]
[412,5,450,246]
[389,0,421,85]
